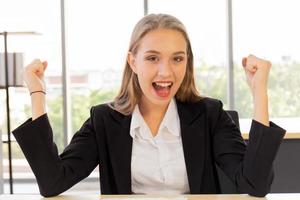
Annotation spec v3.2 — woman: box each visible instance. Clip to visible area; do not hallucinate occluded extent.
[13,14,285,197]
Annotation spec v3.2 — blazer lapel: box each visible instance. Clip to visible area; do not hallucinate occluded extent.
[106,111,132,194]
[106,99,207,194]
[177,100,207,194]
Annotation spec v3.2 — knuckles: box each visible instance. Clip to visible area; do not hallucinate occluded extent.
[246,55,271,69]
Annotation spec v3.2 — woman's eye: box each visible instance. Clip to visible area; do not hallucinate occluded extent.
[146,56,159,62]
[174,56,184,62]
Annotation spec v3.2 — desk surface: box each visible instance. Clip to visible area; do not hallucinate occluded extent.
[242,132,300,139]
[1,194,300,200]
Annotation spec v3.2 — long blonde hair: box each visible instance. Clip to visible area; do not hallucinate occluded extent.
[111,14,201,115]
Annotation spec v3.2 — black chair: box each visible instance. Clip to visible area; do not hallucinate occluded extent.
[216,110,240,194]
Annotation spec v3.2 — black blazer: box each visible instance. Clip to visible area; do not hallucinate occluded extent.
[12,97,286,197]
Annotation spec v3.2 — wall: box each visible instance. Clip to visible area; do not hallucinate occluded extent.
[218,139,300,193]
[271,139,300,192]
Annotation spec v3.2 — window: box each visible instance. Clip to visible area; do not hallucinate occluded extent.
[65,0,144,134]
[232,0,300,132]
[0,0,62,193]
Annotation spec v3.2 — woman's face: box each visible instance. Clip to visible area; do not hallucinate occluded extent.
[128,28,187,108]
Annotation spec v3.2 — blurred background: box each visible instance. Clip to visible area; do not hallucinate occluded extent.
[0,0,299,194]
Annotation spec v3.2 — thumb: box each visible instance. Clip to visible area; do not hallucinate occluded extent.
[242,56,257,73]
[42,61,48,71]
[242,57,247,68]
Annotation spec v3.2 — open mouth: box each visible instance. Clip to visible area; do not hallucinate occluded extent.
[152,82,173,89]
[152,81,173,97]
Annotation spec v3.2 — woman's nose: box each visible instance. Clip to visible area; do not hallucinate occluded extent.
[157,61,172,77]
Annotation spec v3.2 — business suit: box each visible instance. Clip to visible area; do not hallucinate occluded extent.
[12,97,286,197]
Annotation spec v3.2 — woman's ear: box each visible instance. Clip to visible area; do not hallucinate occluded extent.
[127,52,137,73]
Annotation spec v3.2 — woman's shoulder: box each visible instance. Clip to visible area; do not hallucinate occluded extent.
[91,102,113,113]
[175,96,224,124]
[177,96,223,111]
[200,97,225,121]
[201,96,224,111]
[90,102,127,120]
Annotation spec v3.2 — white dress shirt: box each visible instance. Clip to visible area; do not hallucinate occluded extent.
[130,98,190,194]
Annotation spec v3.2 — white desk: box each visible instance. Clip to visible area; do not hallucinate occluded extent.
[0,194,300,200]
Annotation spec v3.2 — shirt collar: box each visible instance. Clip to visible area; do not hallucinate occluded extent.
[159,98,180,137]
[130,98,180,139]
[130,105,143,139]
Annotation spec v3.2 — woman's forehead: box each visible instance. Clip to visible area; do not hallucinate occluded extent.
[138,29,187,54]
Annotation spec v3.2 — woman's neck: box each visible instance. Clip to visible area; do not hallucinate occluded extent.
[138,97,170,136]
[139,97,169,118]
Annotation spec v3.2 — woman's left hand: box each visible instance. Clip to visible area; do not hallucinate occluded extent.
[242,55,271,94]
[242,54,271,126]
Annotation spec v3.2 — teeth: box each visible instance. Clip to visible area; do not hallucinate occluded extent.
[155,82,172,87]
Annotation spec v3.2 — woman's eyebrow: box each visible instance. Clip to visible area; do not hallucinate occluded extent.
[143,50,186,55]
[173,51,186,55]
[144,50,160,54]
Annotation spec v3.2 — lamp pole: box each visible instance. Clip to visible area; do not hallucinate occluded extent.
[1,31,13,194]
[1,31,40,194]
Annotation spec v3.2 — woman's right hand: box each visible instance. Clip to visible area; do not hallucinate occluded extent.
[23,59,48,120]
[23,59,48,93]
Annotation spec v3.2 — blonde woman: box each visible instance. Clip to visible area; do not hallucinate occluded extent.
[13,14,285,197]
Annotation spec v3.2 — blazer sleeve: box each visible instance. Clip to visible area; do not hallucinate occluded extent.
[12,108,99,197]
[212,101,286,197]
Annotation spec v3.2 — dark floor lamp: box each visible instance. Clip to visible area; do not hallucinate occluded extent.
[0,31,40,194]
